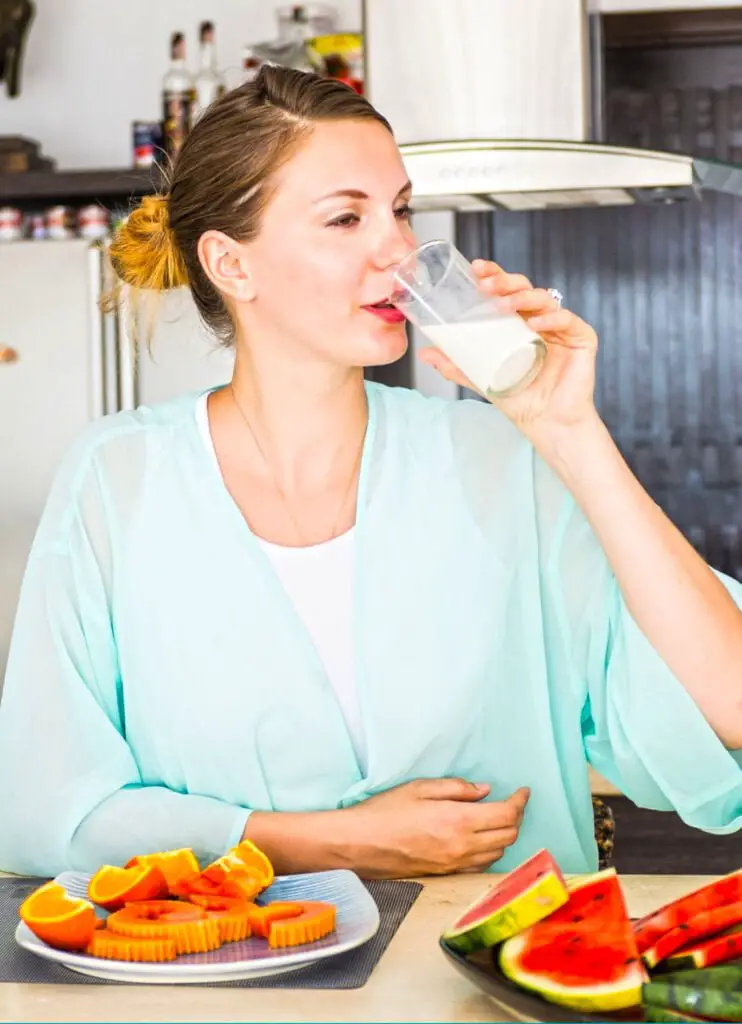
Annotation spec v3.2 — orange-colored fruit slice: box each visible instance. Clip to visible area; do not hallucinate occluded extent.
[107,900,221,954]
[173,868,263,902]
[247,901,305,939]
[125,848,201,892]
[19,882,97,952]
[87,863,168,910]
[87,930,177,962]
[188,894,255,943]
[171,872,230,898]
[267,901,337,949]
[230,839,275,888]
[221,873,265,901]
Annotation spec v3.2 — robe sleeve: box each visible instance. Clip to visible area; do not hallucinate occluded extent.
[549,469,742,832]
[449,397,742,833]
[0,430,250,876]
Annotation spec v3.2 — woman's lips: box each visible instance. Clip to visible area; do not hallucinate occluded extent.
[363,304,406,324]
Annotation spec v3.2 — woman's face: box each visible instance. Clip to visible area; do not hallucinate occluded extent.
[242,118,417,369]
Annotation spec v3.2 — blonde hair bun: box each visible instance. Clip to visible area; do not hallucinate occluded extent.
[108,194,189,293]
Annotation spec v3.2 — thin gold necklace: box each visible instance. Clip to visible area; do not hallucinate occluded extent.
[229,383,366,546]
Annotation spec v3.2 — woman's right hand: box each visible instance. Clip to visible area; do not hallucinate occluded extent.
[342,777,530,878]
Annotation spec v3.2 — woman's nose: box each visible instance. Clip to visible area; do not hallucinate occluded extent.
[374,224,417,271]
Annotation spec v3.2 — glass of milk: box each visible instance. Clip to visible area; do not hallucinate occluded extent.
[391,240,546,399]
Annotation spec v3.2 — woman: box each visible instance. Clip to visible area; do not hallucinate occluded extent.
[0,67,740,879]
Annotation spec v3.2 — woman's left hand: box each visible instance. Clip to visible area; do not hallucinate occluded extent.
[417,259,600,445]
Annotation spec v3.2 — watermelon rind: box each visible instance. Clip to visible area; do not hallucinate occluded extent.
[499,928,646,1012]
[643,1006,712,1022]
[442,852,569,954]
[661,923,742,972]
[643,965,742,1022]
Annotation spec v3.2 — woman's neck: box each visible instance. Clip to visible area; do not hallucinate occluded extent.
[216,349,368,491]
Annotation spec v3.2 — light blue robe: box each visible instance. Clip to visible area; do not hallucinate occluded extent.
[0,382,740,877]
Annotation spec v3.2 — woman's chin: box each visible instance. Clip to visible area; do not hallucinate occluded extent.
[359,323,409,367]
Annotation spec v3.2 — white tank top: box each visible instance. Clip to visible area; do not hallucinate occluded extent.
[195,393,365,770]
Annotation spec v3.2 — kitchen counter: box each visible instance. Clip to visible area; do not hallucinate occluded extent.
[0,873,715,1023]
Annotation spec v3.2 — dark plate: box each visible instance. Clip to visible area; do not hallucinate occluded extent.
[439,939,646,1023]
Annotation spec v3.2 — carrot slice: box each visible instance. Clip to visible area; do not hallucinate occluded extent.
[87,930,177,962]
[247,901,305,939]
[188,894,255,943]
[267,901,337,949]
[107,899,221,954]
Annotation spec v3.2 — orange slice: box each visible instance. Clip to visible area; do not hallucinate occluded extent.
[202,840,273,892]
[171,872,232,898]
[107,900,221,954]
[125,848,201,891]
[247,901,305,939]
[188,894,255,943]
[19,882,97,952]
[87,863,168,910]
[87,930,177,962]
[174,868,263,902]
[230,839,275,888]
[268,901,337,949]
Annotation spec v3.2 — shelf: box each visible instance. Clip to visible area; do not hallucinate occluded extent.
[0,167,164,208]
[603,6,742,47]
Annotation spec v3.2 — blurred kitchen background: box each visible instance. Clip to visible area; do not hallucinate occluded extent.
[2,0,742,872]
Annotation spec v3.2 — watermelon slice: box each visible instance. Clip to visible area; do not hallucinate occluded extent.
[441,849,568,954]
[499,869,646,1013]
[645,902,742,968]
[664,924,742,971]
[643,964,742,1021]
[634,870,742,960]
[644,1007,716,1023]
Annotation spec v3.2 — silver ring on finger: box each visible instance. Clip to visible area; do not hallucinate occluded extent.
[547,287,564,308]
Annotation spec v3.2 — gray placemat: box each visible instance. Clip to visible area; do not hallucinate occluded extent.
[0,876,422,988]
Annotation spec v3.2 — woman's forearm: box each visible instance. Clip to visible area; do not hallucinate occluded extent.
[534,411,742,749]
[243,808,361,875]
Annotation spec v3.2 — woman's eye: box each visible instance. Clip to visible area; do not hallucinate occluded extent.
[328,212,360,228]
[394,204,411,220]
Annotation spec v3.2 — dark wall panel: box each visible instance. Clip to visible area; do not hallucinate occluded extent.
[457,185,742,580]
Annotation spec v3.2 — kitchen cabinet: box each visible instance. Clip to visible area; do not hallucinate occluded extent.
[364,0,588,145]
[0,240,103,681]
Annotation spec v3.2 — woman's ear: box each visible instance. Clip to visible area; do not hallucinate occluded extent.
[198,230,256,302]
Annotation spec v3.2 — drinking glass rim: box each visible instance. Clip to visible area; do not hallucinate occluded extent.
[392,238,464,297]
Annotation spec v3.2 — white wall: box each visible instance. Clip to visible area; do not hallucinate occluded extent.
[0,0,362,169]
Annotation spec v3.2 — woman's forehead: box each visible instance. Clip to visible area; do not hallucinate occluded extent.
[274,120,407,202]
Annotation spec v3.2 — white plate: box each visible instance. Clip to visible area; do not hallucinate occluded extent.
[15,868,380,983]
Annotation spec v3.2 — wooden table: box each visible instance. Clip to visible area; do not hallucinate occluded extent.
[0,874,713,1023]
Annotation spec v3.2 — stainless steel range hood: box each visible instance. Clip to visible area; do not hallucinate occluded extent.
[363,0,742,212]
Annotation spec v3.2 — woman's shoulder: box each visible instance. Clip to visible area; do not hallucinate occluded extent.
[33,391,205,551]
[369,381,526,455]
[60,391,202,473]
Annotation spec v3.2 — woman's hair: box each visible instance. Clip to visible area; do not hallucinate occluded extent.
[105,65,393,346]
